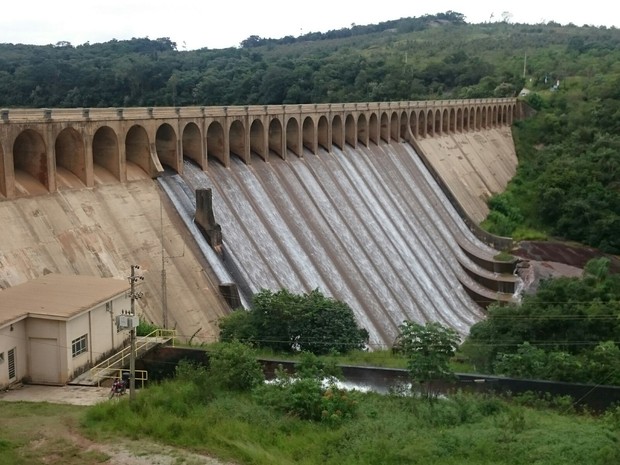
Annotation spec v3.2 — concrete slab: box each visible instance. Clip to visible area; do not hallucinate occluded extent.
[0,383,113,406]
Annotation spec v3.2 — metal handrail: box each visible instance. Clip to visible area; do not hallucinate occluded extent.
[89,328,176,382]
[100,368,149,388]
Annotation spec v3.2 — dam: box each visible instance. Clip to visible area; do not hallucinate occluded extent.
[0,99,520,349]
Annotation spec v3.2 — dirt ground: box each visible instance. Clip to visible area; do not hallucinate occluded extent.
[0,384,235,465]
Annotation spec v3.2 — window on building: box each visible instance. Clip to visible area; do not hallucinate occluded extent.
[71,334,88,358]
[0,352,4,363]
[8,348,16,380]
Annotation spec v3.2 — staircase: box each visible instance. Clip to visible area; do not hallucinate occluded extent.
[70,329,176,386]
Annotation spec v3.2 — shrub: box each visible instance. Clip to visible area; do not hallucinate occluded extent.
[208,340,264,391]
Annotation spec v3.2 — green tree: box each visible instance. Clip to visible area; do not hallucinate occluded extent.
[395,321,460,399]
[219,288,368,355]
[463,258,620,383]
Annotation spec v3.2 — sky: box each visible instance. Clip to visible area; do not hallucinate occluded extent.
[1,1,619,51]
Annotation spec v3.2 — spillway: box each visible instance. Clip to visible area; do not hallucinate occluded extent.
[161,141,508,349]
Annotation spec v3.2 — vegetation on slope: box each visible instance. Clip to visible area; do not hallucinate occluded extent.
[1,12,618,108]
[462,258,620,384]
[79,343,620,465]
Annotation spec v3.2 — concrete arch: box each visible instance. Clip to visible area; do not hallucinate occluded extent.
[156,123,179,172]
[317,115,329,152]
[449,108,456,133]
[13,129,49,195]
[182,122,204,169]
[207,121,226,167]
[426,109,434,137]
[250,118,266,161]
[418,110,427,138]
[390,111,399,142]
[500,105,507,125]
[93,126,120,184]
[55,127,86,189]
[286,117,301,157]
[442,109,449,135]
[126,125,152,178]
[399,111,408,141]
[380,112,390,143]
[410,111,418,138]
[0,138,5,197]
[357,113,368,147]
[332,114,344,150]
[229,120,247,163]
[368,112,379,145]
[268,118,284,160]
[434,109,441,136]
[345,113,356,148]
[302,116,316,154]
[0,98,520,199]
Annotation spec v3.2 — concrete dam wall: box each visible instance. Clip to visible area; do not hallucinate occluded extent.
[0,124,518,348]
[0,180,231,342]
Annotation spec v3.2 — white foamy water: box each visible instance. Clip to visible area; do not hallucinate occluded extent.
[163,143,495,349]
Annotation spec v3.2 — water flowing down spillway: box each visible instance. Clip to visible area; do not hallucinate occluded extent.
[161,142,500,349]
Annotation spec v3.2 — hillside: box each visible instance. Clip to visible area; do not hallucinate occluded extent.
[1,14,619,108]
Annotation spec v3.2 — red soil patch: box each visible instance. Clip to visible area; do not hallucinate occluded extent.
[510,240,620,295]
[512,240,620,273]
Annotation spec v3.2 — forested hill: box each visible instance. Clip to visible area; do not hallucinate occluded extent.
[0,11,619,108]
[0,11,619,254]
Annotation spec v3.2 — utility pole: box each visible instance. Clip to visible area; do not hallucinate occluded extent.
[128,265,144,402]
[161,199,168,329]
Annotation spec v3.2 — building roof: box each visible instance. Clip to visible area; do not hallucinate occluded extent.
[0,274,130,327]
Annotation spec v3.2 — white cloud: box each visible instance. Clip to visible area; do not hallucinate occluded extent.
[1,1,618,50]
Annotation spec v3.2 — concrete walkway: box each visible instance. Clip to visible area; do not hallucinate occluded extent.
[0,383,113,406]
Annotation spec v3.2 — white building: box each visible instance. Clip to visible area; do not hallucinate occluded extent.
[0,274,131,388]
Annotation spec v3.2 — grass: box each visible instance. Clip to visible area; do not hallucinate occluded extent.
[0,400,227,465]
[493,250,516,262]
[79,381,620,465]
[183,344,479,375]
[0,402,109,465]
[3,380,619,465]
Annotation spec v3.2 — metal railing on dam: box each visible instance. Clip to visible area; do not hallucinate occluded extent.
[0,98,518,200]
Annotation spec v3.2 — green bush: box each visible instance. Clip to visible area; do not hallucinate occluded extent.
[208,340,264,391]
[254,355,358,423]
[136,318,160,336]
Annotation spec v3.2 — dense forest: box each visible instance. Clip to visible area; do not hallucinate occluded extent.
[2,13,620,380]
[3,11,618,108]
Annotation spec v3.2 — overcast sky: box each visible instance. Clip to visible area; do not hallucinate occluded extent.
[2,1,619,51]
